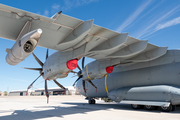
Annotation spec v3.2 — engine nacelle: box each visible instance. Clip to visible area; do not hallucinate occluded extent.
[53,59,78,78]
[42,50,79,80]
[6,29,42,65]
[82,60,114,80]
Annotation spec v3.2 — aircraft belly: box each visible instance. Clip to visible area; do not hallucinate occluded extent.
[108,85,180,105]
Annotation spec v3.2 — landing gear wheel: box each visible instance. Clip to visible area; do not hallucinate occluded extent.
[88,99,92,104]
[160,104,172,112]
[171,105,176,111]
[88,99,96,104]
[91,99,96,104]
[131,104,143,109]
[154,106,158,110]
[144,105,155,110]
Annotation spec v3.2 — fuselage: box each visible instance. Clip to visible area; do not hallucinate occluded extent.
[76,50,180,98]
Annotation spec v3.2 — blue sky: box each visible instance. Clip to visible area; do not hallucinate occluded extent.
[1,0,180,92]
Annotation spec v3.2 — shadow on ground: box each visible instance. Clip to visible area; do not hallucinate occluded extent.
[0,102,180,120]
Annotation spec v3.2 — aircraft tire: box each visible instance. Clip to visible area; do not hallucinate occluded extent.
[144,105,155,110]
[171,105,176,111]
[154,106,158,110]
[131,104,143,109]
[88,100,92,104]
[160,104,172,112]
[92,99,96,104]
[89,99,96,104]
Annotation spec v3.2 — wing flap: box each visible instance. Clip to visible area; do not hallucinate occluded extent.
[55,19,94,51]
[84,33,128,59]
[108,40,148,59]
[32,26,71,49]
[89,25,119,39]
[128,47,168,62]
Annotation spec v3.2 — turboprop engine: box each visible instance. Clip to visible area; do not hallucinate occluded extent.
[6,29,42,65]
[82,60,114,80]
[72,58,115,95]
[41,51,79,80]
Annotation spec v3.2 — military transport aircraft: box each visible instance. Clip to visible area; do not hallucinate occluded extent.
[1,4,180,112]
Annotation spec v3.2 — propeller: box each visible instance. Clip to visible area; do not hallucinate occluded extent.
[53,79,65,89]
[77,65,81,71]
[26,74,43,95]
[22,67,43,71]
[72,57,84,87]
[72,57,97,96]
[82,57,85,69]
[45,79,49,103]
[32,53,43,67]
[24,52,45,96]
[23,49,66,103]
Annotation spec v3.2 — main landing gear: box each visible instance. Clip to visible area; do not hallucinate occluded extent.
[160,104,176,112]
[88,99,96,104]
[131,104,176,112]
[131,104,144,109]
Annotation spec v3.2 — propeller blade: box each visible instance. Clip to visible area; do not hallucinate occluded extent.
[26,74,42,95]
[70,71,77,73]
[77,65,81,71]
[82,57,85,69]
[45,80,49,103]
[32,53,44,67]
[46,49,49,60]
[87,80,97,89]
[22,67,42,71]
[82,80,86,96]
[53,79,66,89]
[73,75,82,86]
[27,74,42,89]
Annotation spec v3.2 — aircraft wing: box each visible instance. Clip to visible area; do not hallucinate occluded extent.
[0,4,168,66]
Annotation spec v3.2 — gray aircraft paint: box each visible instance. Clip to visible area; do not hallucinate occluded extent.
[1,4,180,108]
[76,50,180,105]
[108,85,180,105]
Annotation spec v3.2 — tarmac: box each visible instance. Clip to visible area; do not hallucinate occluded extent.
[0,95,180,120]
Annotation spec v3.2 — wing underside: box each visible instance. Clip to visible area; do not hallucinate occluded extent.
[0,4,168,66]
